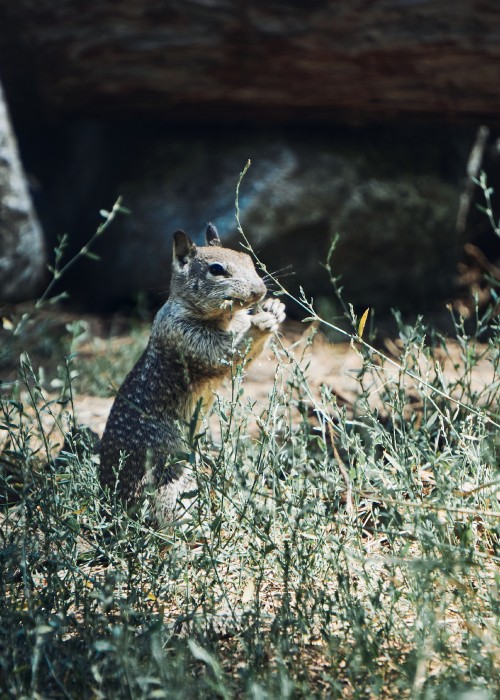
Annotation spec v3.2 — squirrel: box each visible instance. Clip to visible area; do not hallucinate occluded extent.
[98,223,286,525]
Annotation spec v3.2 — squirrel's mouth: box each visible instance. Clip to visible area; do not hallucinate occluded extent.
[220,298,249,312]
[225,290,265,304]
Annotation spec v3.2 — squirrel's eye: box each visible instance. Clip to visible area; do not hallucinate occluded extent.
[208,263,227,276]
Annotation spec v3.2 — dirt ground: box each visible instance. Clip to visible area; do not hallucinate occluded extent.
[70,320,496,440]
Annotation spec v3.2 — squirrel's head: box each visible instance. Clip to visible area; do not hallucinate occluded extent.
[170,224,267,319]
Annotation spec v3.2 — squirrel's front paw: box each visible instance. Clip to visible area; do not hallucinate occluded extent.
[251,298,286,334]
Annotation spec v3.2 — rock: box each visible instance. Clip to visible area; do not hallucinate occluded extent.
[1,1,500,124]
[0,1,488,315]
[0,81,45,302]
[54,126,462,314]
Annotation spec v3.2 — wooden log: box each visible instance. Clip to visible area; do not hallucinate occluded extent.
[1,1,500,123]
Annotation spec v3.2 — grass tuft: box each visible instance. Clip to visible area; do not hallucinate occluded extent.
[1,301,499,698]
[1,175,499,698]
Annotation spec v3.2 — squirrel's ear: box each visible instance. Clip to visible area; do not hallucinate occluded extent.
[173,230,196,266]
[205,222,221,247]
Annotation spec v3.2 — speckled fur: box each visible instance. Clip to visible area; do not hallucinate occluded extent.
[99,225,286,526]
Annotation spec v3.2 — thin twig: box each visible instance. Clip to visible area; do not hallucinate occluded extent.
[234,161,500,431]
[327,422,354,518]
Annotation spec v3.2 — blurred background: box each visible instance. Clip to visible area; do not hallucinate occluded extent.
[2,0,500,328]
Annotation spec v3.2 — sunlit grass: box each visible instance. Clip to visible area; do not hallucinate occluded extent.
[1,303,498,698]
[1,173,499,698]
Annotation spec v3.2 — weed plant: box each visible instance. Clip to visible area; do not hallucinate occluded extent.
[0,179,499,698]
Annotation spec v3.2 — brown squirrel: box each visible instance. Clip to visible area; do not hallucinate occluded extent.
[99,224,286,525]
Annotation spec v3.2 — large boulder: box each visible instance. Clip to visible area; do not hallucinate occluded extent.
[0,81,45,302]
[51,126,461,314]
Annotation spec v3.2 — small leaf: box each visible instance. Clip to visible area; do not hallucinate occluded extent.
[84,250,101,261]
[188,639,222,678]
[358,308,370,338]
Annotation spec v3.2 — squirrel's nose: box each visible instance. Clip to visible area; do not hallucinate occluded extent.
[250,286,266,303]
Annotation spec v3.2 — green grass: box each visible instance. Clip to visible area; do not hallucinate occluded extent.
[0,301,499,699]
[0,172,499,698]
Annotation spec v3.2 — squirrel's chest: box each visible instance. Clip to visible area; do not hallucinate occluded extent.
[179,365,227,426]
